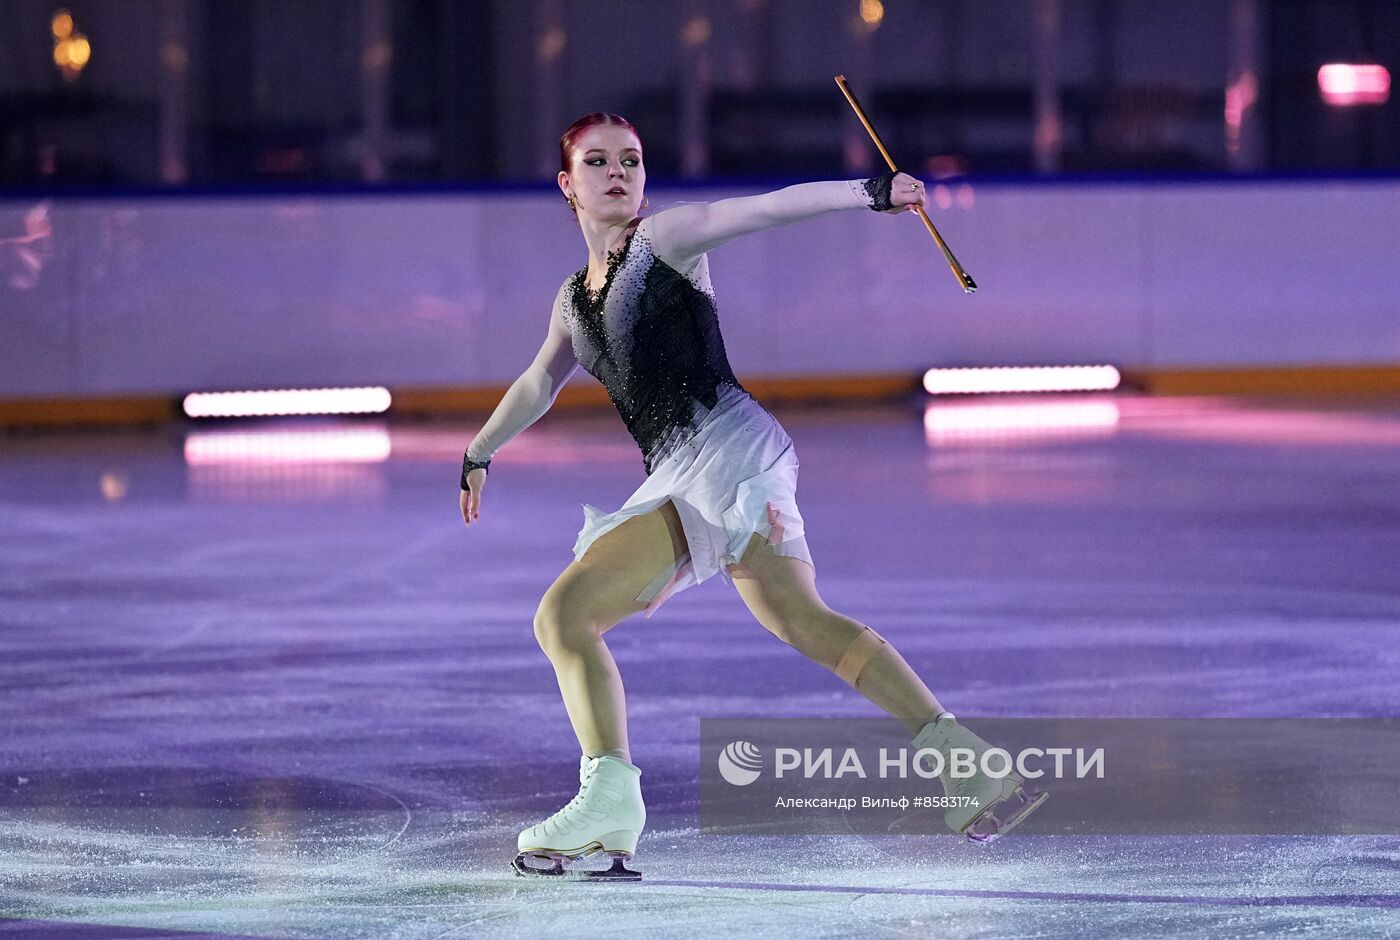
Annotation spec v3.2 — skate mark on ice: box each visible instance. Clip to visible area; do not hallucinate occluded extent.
[1308,842,1400,892]
[0,769,414,887]
[637,880,1400,909]
[429,892,591,940]
[290,779,414,897]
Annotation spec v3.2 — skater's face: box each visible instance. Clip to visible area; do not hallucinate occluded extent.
[560,125,645,223]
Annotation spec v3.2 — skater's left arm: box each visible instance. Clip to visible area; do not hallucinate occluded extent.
[647,170,925,268]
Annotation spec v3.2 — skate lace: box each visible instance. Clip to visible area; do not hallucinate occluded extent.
[919,729,999,800]
[939,757,987,801]
[540,758,608,830]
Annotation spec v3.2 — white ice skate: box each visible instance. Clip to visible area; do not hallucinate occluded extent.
[513,754,646,880]
[913,713,1048,843]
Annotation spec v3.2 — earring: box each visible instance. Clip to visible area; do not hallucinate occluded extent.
[642,196,649,208]
[566,195,576,210]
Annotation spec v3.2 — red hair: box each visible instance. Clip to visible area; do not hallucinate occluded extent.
[559,112,642,174]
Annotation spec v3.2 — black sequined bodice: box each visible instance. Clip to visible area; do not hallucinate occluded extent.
[563,219,754,475]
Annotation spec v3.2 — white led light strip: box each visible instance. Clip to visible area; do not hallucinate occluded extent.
[925,400,1120,434]
[923,365,1120,395]
[183,387,392,418]
[184,429,392,464]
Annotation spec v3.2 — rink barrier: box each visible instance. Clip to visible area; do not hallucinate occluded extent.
[3,365,1399,429]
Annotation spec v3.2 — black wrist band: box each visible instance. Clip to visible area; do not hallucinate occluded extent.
[861,170,898,212]
[461,453,490,489]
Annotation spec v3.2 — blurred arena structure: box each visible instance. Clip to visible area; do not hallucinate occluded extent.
[1,0,1397,429]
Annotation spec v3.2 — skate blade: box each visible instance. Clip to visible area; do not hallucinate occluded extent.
[512,850,642,881]
[963,786,1049,844]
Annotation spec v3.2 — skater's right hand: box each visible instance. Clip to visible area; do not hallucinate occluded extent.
[460,469,485,526]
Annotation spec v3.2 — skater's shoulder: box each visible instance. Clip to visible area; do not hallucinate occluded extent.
[554,272,580,305]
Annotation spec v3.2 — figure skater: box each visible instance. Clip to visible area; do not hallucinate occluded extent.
[460,113,1045,879]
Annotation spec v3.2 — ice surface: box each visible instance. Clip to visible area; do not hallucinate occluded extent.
[1,395,1398,938]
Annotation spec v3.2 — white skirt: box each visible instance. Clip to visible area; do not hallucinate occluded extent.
[572,384,814,618]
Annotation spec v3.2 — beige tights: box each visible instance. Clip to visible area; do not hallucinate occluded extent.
[533,507,948,766]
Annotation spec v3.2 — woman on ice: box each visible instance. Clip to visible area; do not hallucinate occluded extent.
[460,113,1044,879]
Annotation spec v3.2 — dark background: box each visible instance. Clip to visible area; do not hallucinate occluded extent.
[0,0,1396,189]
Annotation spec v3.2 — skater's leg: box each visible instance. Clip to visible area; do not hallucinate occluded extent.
[534,500,690,763]
[725,534,946,734]
[726,535,1048,842]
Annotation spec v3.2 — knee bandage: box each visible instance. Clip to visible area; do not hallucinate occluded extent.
[834,626,888,689]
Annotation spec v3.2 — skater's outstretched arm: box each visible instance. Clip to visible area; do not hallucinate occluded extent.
[460,283,578,525]
[647,170,925,268]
